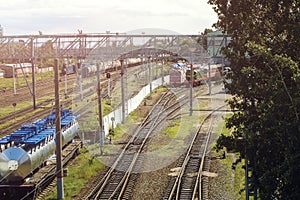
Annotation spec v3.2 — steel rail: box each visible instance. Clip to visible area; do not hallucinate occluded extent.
[115,92,178,199]
[83,90,182,199]
[93,91,172,199]
[166,104,226,200]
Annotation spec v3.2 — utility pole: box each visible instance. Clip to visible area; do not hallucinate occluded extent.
[97,63,104,155]
[54,58,64,199]
[120,59,125,124]
[148,56,152,98]
[63,59,68,98]
[208,61,211,95]
[31,38,36,109]
[78,62,83,101]
[75,62,83,101]
[161,59,165,85]
[189,64,193,116]
[13,64,17,95]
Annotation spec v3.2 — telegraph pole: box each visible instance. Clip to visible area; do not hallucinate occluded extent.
[31,38,36,109]
[120,59,125,124]
[148,56,152,97]
[97,63,104,155]
[189,64,193,116]
[13,64,17,95]
[55,58,64,199]
[161,59,165,85]
[208,61,211,95]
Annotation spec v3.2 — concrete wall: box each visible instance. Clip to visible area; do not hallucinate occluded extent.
[102,75,170,136]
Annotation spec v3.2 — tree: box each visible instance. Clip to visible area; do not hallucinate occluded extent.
[208,0,300,199]
[197,28,213,50]
[38,40,56,68]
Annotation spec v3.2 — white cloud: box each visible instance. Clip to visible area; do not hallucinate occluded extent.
[0,0,218,35]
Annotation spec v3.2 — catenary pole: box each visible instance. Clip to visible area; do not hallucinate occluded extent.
[120,59,125,123]
[55,58,64,199]
[189,63,193,116]
[31,38,36,109]
[97,63,104,155]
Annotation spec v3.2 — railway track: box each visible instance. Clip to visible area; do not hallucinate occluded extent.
[0,74,77,136]
[162,104,226,200]
[0,140,82,200]
[81,89,182,200]
[0,63,145,138]
[0,73,117,138]
[32,140,82,200]
[0,75,77,107]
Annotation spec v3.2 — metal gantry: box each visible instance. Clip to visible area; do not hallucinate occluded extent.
[0,32,213,110]
[0,32,230,117]
[0,33,229,61]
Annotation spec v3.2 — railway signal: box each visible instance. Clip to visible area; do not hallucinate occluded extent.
[12,102,17,123]
[107,72,111,98]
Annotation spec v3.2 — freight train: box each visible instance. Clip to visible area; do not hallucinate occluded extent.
[81,62,97,78]
[0,109,79,184]
[60,58,144,78]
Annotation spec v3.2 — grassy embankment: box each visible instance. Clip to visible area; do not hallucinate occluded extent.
[0,72,54,116]
[46,147,104,200]
[211,114,245,199]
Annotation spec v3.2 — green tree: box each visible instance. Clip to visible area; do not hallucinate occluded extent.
[197,28,213,50]
[208,0,300,199]
[38,40,56,68]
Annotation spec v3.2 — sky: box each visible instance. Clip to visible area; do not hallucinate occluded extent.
[0,0,218,35]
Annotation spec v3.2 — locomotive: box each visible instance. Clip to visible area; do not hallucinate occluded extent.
[0,109,79,183]
[169,62,224,87]
[186,67,206,86]
[61,64,77,75]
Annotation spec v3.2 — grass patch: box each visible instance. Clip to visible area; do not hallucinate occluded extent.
[162,119,180,138]
[216,152,245,200]
[0,72,54,91]
[46,147,104,200]
[0,101,33,118]
[211,113,245,199]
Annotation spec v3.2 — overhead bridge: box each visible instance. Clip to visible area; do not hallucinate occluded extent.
[0,33,228,61]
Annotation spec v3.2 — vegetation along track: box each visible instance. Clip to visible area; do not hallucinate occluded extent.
[82,89,183,200]
[163,104,226,200]
[0,75,77,107]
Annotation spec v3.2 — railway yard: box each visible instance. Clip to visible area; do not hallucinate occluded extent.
[0,61,235,200]
[75,82,232,200]
[1,1,297,198]
[0,48,236,200]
